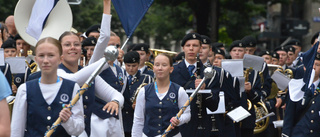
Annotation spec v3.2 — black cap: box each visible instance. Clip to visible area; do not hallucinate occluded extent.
[82,37,97,47]
[311,32,320,45]
[286,39,300,47]
[175,52,185,61]
[241,35,256,47]
[274,46,288,53]
[82,48,87,58]
[13,34,22,41]
[131,43,149,53]
[285,45,296,53]
[259,50,271,57]
[272,52,279,59]
[229,40,244,51]
[212,42,225,48]
[1,39,16,49]
[201,35,211,44]
[85,24,100,37]
[127,44,135,52]
[181,33,202,47]
[124,51,140,63]
[316,52,320,61]
[215,48,226,57]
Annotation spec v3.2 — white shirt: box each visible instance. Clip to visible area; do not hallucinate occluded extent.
[88,14,112,65]
[11,80,84,137]
[139,65,147,75]
[132,85,191,137]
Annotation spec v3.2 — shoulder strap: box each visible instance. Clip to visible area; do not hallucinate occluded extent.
[220,68,224,88]
[4,63,9,75]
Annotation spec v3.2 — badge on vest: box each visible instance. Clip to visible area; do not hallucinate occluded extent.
[169,92,176,99]
[118,73,124,85]
[15,77,22,83]
[60,93,69,103]
[168,93,177,104]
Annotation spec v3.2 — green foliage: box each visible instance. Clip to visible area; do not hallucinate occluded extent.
[0,0,19,22]
[218,27,233,46]
[133,1,193,49]
[219,0,267,41]
[70,0,103,32]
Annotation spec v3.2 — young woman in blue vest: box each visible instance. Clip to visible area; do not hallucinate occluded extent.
[132,53,191,137]
[11,37,85,137]
[59,31,123,137]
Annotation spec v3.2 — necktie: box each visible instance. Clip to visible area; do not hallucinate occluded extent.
[311,83,315,95]
[188,65,195,76]
[128,75,133,85]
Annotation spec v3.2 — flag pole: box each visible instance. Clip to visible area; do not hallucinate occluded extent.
[121,37,130,50]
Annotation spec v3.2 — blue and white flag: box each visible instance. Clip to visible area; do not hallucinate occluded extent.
[26,0,59,40]
[111,0,154,38]
[289,41,319,101]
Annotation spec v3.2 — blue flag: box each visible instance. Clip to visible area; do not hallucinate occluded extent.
[112,0,154,38]
[301,41,319,91]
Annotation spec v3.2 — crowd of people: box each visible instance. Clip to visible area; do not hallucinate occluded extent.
[1,0,320,137]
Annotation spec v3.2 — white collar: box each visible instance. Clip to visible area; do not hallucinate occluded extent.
[184,59,197,68]
[313,78,320,88]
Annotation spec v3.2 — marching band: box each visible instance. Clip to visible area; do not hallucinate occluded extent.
[1,0,320,137]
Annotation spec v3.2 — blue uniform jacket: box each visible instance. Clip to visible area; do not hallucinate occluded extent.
[170,60,220,137]
[122,71,153,133]
[283,82,320,137]
[208,67,241,137]
[240,69,262,129]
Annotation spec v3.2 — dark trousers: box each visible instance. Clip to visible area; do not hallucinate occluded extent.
[125,132,131,137]
[241,128,254,137]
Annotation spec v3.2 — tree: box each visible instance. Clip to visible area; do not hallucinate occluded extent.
[0,0,19,22]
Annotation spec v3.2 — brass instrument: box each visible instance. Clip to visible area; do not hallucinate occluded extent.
[149,48,177,58]
[8,74,16,117]
[254,101,270,134]
[25,49,38,73]
[244,67,253,110]
[145,61,153,70]
[131,83,148,109]
[25,61,38,73]
[253,65,271,134]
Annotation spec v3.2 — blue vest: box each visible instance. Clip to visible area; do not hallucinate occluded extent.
[93,65,124,119]
[25,78,74,137]
[0,63,12,87]
[58,63,95,136]
[143,82,180,137]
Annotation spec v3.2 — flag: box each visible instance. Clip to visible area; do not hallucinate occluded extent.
[111,0,154,38]
[301,41,319,91]
[26,0,59,40]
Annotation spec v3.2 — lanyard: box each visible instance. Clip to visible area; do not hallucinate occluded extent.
[154,81,171,93]
[39,76,60,83]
